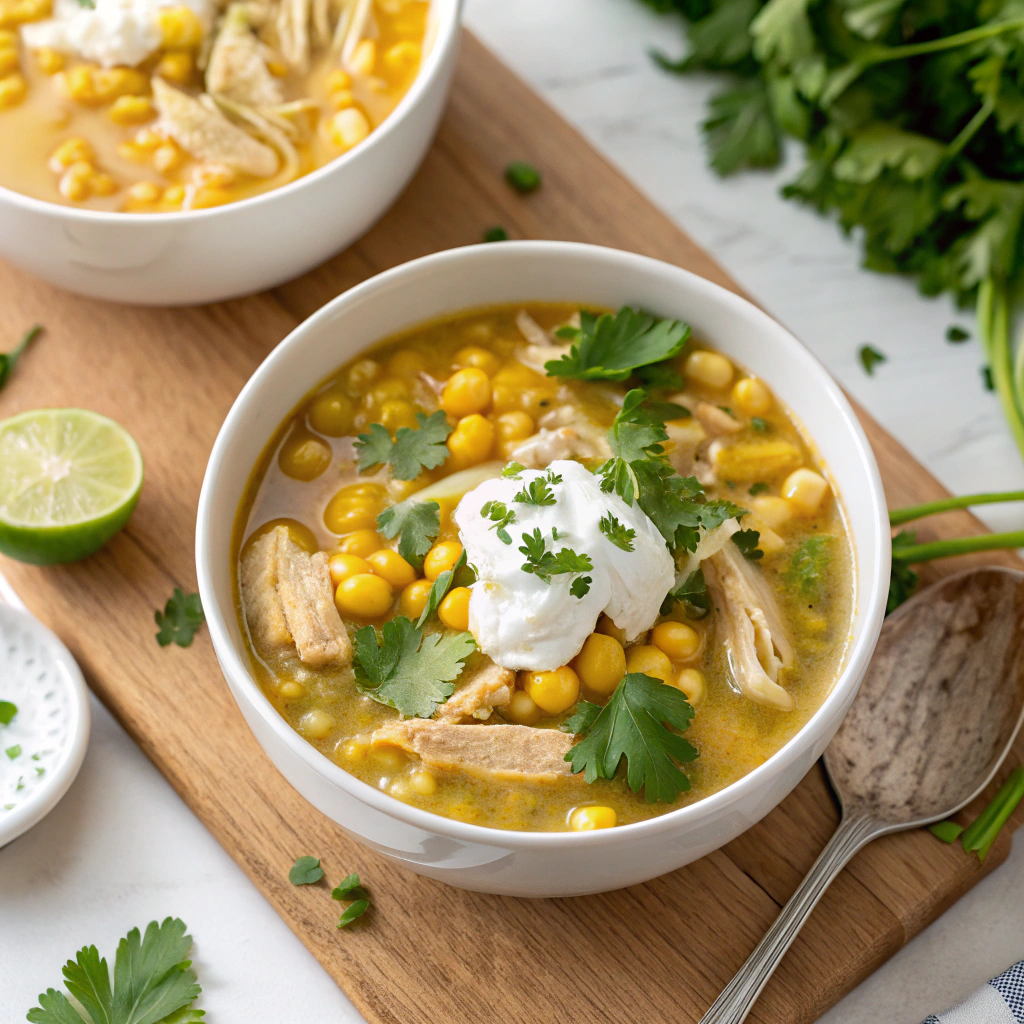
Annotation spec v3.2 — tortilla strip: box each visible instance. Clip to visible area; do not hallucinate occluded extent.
[434,658,514,723]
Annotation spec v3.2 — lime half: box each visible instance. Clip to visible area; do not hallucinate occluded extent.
[0,409,144,565]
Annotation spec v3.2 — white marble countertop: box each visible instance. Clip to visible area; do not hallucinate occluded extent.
[2,0,1023,1020]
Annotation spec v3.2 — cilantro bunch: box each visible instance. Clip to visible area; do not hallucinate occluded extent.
[642,0,1024,459]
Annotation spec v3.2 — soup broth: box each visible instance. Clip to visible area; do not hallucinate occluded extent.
[234,303,855,832]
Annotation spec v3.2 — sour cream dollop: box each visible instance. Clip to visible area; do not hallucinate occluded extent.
[454,460,675,672]
[21,0,211,69]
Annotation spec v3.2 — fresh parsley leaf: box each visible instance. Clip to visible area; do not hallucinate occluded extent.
[662,568,711,619]
[289,856,323,885]
[570,575,593,598]
[353,616,475,718]
[155,589,204,648]
[501,462,525,479]
[332,873,368,901]
[704,79,780,176]
[887,530,920,614]
[645,400,691,421]
[565,673,698,803]
[35,766,45,777]
[749,481,770,495]
[483,225,509,242]
[599,512,636,552]
[337,899,370,928]
[750,416,769,433]
[376,500,440,567]
[416,550,467,628]
[633,361,686,390]
[518,528,593,595]
[513,477,556,507]
[480,500,517,544]
[782,537,832,599]
[946,325,970,343]
[0,700,16,725]
[26,918,202,1024]
[76,0,95,8]
[732,528,763,561]
[505,160,542,194]
[545,307,690,382]
[561,700,603,734]
[355,410,452,480]
[5,744,21,760]
[858,344,887,376]
[0,324,41,392]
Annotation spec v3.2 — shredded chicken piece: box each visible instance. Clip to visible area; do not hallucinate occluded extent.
[515,309,553,347]
[705,542,795,711]
[206,4,283,106]
[152,77,278,177]
[372,720,575,783]
[241,525,352,668]
[663,417,707,477]
[434,658,514,723]
[694,401,743,436]
[509,425,610,468]
[275,0,312,70]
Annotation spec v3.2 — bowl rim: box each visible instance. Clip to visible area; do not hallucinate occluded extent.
[0,0,462,224]
[196,240,891,850]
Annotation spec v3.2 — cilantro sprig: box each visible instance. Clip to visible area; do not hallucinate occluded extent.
[0,700,16,726]
[563,673,697,803]
[155,589,205,648]
[479,499,517,544]
[518,528,593,597]
[732,528,763,561]
[662,568,711,619]
[513,476,557,507]
[599,512,636,552]
[353,616,475,718]
[545,307,690,382]
[0,324,41,392]
[27,918,202,1024]
[416,550,468,627]
[782,537,832,599]
[377,499,440,567]
[355,410,452,480]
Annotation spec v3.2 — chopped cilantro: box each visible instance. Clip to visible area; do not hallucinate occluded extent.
[5,745,21,760]
[155,588,205,648]
[750,416,769,433]
[946,326,970,343]
[416,551,467,628]
[929,820,964,843]
[570,575,593,598]
[859,344,887,376]
[0,701,16,726]
[332,873,368,901]
[887,531,921,614]
[732,528,763,561]
[377,500,440,567]
[518,528,593,596]
[982,366,994,392]
[353,616,475,718]
[633,361,686,390]
[546,307,690,382]
[289,856,324,885]
[0,324,41,392]
[662,568,711,619]
[513,476,557,507]
[355,410,452,480]
[26,918,201,1024]
[483,225,508,242]
[35,766,44,777]
[564,673,697,803]
[599,512,636,552]
[782,537,832,599]
[480,500,517,544]
[646,400,691,421]
[748,481,770,496]
[959,766,1024,862]
[501,462,525,479]
[505,160,542,194]
[337,899,370,928]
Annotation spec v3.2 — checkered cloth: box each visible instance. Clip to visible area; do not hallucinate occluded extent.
[923,962,1024,1023]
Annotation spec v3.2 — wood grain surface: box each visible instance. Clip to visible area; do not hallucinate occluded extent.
[1,31,1022,1024]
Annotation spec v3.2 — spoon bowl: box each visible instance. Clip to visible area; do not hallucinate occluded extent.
[701,566,1024,1023]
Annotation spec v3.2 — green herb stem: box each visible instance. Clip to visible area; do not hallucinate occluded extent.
[960,766,1024,861]
[891,531,1024,562]
[945,99,994,161]
[928,819,964,843]
[889,490,1024,525]
[10,323,42,360]
[865,18,1024,65]
[978,282,1024,462]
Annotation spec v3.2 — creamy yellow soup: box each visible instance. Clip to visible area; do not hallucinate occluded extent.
[234,303,855,832]
[0,0,428,211]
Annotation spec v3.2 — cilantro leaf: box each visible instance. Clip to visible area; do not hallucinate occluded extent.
[155,589,204,648]
[501,462,525,479]
[337,899,370,928]
[0,700,16,725]
[858,344,887,376]
[505,160,542,194]
[704,79,781,175]
[946,325,970,343]
[561,700,603,734]
[6,744,21,759]
[749,481,770,495]
[0,324,41,392]
[599,512,636,552]
[565,673,698,803]
[480,500,517,544]
[662,568,711,619]
[513,477,557,507]
[570,575,593,598]
[355,411,452,481]
[518,528,594,594]
[27,918,202,1024]
[750,416,769,433]
[376,500,440,567]
[332,873,368,901]
[483,225,508,242]
[782,536,832,598]
[545,307,690,382]
[415,550,467,628]
[353,616,475,718]
[289,856,323,885]
[633,361,686,391]
[732,528,764,560]
[887,530,920,614]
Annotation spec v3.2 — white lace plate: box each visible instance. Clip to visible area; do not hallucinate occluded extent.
[0,591,91,849]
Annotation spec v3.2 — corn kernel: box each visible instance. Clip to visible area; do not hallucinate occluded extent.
[423,541,463,581]
[327,105,370,150]
[90,172,117,196]
[156,5,204,48]
[572,632,625,698]
[329,87,354,110]
[712,439,803,482]
[438,586,471,632]
[134,127,164,150]
[750,494,791,529]
[128,180,162,203]
[732,377,773,417]
[569,805,618,831]
[0,30,15,46]
[0,70,26,107]
[348,38,376,76]
[383,40,420,74]
[58,161,93,201]
[109,94,153,125]
[0,47,18,76]
[162,183,185,205]
[409,770,436,796]
[192,162,235,188]
[299,709,336,739]
[33,46,63,74]
[685,349,734,389]
[278,680,305,700]
[325,68,351,92]
[674,668,706,707]
[651,621,701,661]
[522,667,580,716]
[781,468,829,515]
[153,143,183,173]
[156,48,193,83]
[0,0,49,28]
[625,645,673,683]
[49,136,93,172]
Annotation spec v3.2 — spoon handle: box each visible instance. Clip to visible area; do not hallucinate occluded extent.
[698,812,882,1024]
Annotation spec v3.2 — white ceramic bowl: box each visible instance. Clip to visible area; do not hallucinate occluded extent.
[0,0,462,306]
[196,241,891,897]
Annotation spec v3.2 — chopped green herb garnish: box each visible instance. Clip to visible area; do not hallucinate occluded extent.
[155,588,205,648]
[633,361,686,391]
[929,820,964,843]
[782,537,832,599]
[0,324,41,392]
[0,701,16,726]
[501,461,525,479]
[646,400,691,421]
[960,766,1024,861]
[483,225,509,242]
[416,551,467,628]
[505,160,542,194]
[377,499,440,568]
[353,616,475,718]
[750,416,769,433]
[564,673,697,803]
[545,307,690,382]
[337,899,370,928]
[355,410,452,480]
[75,0,95,8]
[946,326,970,343]
[518,527,593,597]
[289,856,324,885]
[513,476,556,507]
[748,481,770,496]
[887,531,921,614]
[858,344,887,376]
[732,528,763,561]
[663,568,711,619]
[982,366,994,392]
[5,745,21,760]
[331,872,368,901]
[599,512,636,552]
[26,918,201,1024]
[35,766,44,777]
[480,500,517,544]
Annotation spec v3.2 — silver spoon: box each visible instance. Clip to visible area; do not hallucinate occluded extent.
[699,566,1024,1024]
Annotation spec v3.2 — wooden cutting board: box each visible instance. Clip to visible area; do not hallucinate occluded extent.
[1,31,1022,1024]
